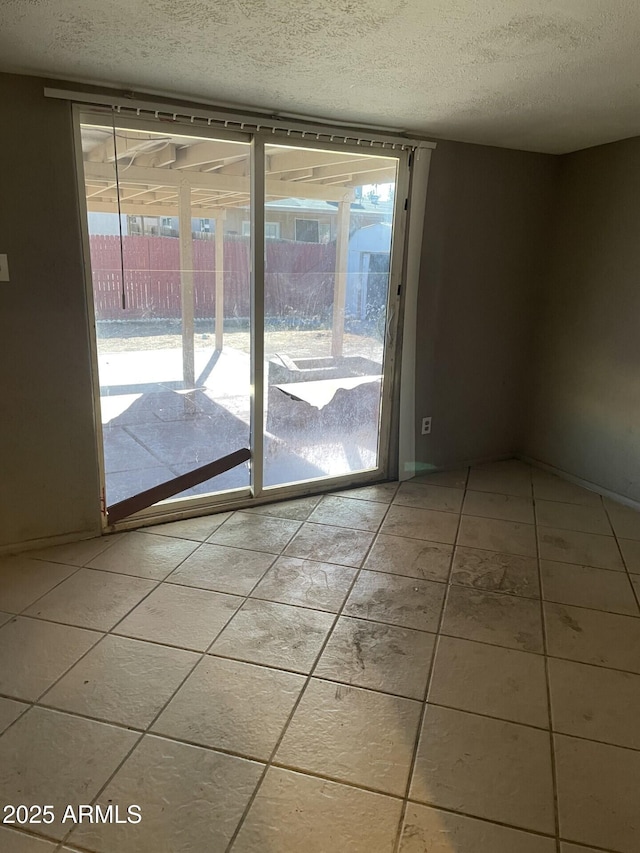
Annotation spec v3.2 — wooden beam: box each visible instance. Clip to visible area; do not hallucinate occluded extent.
[174,140,250,170]
[107,448,251,523]
[213,160,250,176]
[343,167,398,186]
[277,168,315,181]
[179,180,195,393]
[331,199,351,359]
[267,148,356,174]
[86,201,231,217]
[84,162,351,201]
[135,143,177,168]
[215,214,225,351]
[310,157,393,181]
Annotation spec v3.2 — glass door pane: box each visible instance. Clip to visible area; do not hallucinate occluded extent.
[262,144,399,488]
[80,117,251,512]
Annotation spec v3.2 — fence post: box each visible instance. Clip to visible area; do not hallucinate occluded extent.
[215,213,226,350]
[179,179,195,390]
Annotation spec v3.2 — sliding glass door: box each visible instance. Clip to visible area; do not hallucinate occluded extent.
[262,144,399,488]
[76,111,406,524]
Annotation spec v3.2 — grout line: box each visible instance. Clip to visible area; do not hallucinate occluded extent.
[3,467,639,852]
[50,535,247,847]
[12,548,640,623]
[391,464,470,853]
[26,531,122,566]
[6,653,640,756]
[532,473,562,853]
[6,577,640,707]
[223,495,396,852]
[54,502,336,848]
[601,501,640,617]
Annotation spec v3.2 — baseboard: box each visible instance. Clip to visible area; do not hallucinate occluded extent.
[518,453,640,512]
[413,451,515,476]
[0,528,102,558]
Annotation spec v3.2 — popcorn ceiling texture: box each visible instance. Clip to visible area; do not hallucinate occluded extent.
[1,0,640,152]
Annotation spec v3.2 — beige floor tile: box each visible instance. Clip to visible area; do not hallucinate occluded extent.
[250,556,356,612]
[538,527,624,570]
[379,505,459,544]
[429,635,548,727]
[0,556,77,613]
[0,707,138,840]
[541,560,638,615]
[233,767,403,853]
[0,611,12,627]
[363,534,452,582]
[467,460,532,497]
[393,482,464,513]
[0,617,100,701]
[536,500,611,535]
[86,531,198,580]
[549,657,640,750]
[559,845,602,853]
[410,705,554,833]
[555,733,640,852]
[333,482,400,503]
[207,511,301,553]
[284,522,374,567]
[344,570,445,632]
[0,697,28,734]
[0,826,60,851]
[451,546,540,597]
[244,495,321,519]
[604,497,640,541]
[545,602,640,673]
[42,635,198,729]
[442,586,544,652]
[308,495,387,532]
[30,535,118,567]
[168,542,275,595]
[618,537,640,573]
[411,468,468,488]
[153,656,304,760]
[463,490,534,524]
[632,574,640,597]
[23,569,155,631]
[532,470,602,506]
[276,678,421,795]
[210,599,333,673]
[145,511,232,541]
[399,803,556,853]
[315,616,436,699]
[115,583,242,650]
[457,516,536,557]
[69,735,262,853]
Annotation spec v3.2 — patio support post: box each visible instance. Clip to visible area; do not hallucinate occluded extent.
[179,179,196,389]
[331,196,351,359]
[215,212,225,351]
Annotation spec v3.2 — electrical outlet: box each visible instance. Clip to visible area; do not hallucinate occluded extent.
[421,416,432,435]
[0,254,9,282]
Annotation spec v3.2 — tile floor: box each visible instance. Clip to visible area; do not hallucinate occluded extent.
[0,459,639,851]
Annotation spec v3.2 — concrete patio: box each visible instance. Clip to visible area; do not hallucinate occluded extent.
[99,345,381,506]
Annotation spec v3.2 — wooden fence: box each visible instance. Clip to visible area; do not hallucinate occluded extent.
[89,234,336,321]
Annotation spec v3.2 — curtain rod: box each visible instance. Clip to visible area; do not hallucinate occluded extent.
[44,87,436,151]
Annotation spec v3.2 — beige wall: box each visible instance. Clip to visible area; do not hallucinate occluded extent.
[414,139,558,471]
[525,137,640,502]
[0,74,101,549]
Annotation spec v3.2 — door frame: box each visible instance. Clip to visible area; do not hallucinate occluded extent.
[72,105,420,531]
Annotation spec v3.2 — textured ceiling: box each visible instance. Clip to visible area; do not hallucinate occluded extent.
[2,0,640,153]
